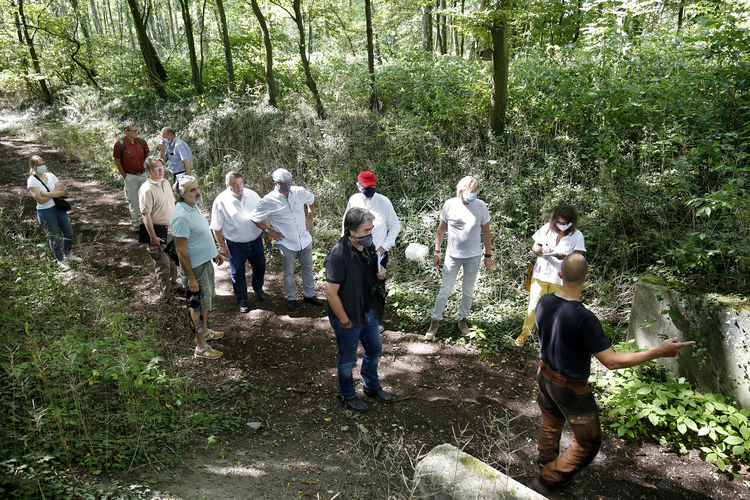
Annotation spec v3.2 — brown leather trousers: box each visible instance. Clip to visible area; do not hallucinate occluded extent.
[536,361,602,487]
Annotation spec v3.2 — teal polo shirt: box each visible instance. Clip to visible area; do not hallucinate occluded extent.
[171,202,218,268]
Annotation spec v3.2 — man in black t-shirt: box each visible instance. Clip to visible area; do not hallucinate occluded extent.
[532,254,694,496]
[325,208,392,413]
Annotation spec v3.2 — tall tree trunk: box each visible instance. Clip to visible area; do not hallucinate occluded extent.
[216,0,235,91]
[250,0,277,106]
[307,2,313,57]
[177,0,204,94]
[421,3,432,52]
[439,0,447,54]
[166,0,177,45]
[459,0,465,56]
[90,0,103,33]
[14,10,30,77]
[70,20,102,89]
[677,0,685,32]
[198,0,208,82]
[364,0,378,109]
[572,0,582,43]
[17,0,53,104]
[292,0,326,119]
[489,16,508,136]
[125,0,168,98]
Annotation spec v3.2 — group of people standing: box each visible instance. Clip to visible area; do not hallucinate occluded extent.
[25,121,695,496]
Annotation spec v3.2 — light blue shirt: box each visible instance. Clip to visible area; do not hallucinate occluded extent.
[171,202,218,268]
[165,137,193,175]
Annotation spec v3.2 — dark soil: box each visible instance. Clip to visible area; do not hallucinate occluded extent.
[2,135,748,499]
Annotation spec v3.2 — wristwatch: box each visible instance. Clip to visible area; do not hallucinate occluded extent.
[264,227,271,233]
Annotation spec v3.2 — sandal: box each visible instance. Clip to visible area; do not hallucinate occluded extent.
[194,345,223,359]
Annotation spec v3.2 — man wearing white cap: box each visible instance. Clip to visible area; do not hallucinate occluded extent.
[343,170,401,332]
[251,168,324,311]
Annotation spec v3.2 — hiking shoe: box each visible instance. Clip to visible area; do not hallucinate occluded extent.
[203,329,224,341]
[514,338,525,347]
[457,319,470,335]
[425,319,439,340]
[531,476,562,499]
[57,260,72,271]
[65,254,83,262]
[194,345,223,359]
[378,323,385,333]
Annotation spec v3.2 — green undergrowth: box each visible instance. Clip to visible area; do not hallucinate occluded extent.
[593,341,750,473]
[0,210,251,497]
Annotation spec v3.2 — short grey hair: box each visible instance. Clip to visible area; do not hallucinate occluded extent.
[144,156,164,171]
[225,171,242,185]
[173,175,197,200]
[343,207,375,236]
[161,126,176,137]
[123,121,137,131]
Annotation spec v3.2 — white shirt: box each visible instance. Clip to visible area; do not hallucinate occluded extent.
[531,222,586,285]
[27,173,59,210]
[440,197,490,259]
[210,187,262,243]
[250,186,314,251]
[343,192,401,251]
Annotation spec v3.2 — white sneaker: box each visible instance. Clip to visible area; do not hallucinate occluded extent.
[57,260,72,271]
[65,254,83,263]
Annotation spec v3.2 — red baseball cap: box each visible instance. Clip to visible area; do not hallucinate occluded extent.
[357,171,377,187]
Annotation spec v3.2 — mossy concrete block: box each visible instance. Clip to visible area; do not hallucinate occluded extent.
[414,443,547,499]
[628,279,750,409]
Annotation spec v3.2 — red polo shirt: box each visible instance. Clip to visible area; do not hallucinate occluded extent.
[113,137,149,174]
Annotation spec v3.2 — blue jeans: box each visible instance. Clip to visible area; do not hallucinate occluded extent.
[226,237,266,303]
[330,308,382,400]
[37,206,73,261]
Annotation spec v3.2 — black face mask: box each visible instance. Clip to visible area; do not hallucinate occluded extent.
[362,186,376,198]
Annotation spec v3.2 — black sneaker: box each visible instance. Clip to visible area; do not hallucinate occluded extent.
[287,300,297,311]
[255,289,267,302]
[340,396,369,413]
[363,387,393,403]
[238,301,250,313]
[303,296,325,306]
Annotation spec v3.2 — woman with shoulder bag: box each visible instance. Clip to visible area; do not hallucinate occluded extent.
[26,155,82,271]
[515,203,585,347]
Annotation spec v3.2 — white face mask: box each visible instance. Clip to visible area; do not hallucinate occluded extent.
[556,222,572,231]
[463,191,478,203]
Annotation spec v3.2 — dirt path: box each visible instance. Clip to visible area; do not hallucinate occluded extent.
[2,135,748,499]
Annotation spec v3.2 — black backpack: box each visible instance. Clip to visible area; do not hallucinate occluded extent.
[119,137,147,163]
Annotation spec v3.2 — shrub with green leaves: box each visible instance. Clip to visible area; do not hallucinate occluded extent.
[0,209,250,495]
[594,342,750,472]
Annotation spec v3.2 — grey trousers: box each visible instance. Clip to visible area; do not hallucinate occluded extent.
[277,243,315,300]
[124,172,148,229]
[146,234,180,299]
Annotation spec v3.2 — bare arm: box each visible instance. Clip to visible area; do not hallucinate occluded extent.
[212,228,229,258]
[114,157,126,179]
[481,222,492,270]
[306,202,315,231]
[433,219,447,267]
[141,212,163,246]
[594,338,695,370]
[174,236,199,292]
[325,282,352,327]
[252,218,283,241]
[183,159,192,176]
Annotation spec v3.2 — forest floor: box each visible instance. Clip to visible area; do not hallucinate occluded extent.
[3,134,749,499]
